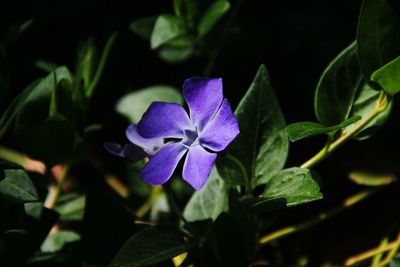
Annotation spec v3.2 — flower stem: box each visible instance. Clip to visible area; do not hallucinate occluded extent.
[301,91,388,169]
[45,165,70,209]
[258,190,375,246]
[0,145,46,174]
[136,185,163,218]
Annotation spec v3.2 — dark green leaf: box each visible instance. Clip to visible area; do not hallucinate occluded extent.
[371,55,400,95]
[183,167,229,222]
[116,85,183,123]
[218,65,288,187]
[150,15,186,49]
[130,17,157,41]
[314,41,362,125]
[0,44,9,99]
[263,167,322,207]
[346,82,393,140]
[357,0,400,85]
[215,154,246,185]
[237,196,287,214]
[198,1,231,37]
[40,230,80,253]
[0,170,38,203]
[109,227,192,267]
[285,116,361,142]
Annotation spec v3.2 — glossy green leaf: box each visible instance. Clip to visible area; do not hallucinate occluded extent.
[109,227,192,267]
[130,17,157,41]
[218,65,288,187]
[0,170,38,203]
[150,15,186,49]
[285,116,361,142]
[314,41,362,125]
[41,231,80,253]
[0,44,9,99]
[357,0,400,85]
[198,0,231,37]
[371,55,400,95]
[263,167,322,207]
[55,194,85,221]
[346,82,393,140]
[116,85,183,123]
[183,167,229,222]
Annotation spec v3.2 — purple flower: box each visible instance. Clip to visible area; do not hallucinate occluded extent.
[106,78,239,190]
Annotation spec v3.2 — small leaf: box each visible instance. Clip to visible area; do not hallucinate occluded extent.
[55,194,85,221]
[348,171,396,186]
[357,0,400,85]
[109,227,193,267]
[130,17,157,41]
[263,167,322,207]
[183,167,229,222]
[218,65,288,187]
[0,169,38,203]
[314,41,362,125]
[371,55,400,95]
[75,38,97,91]
[116,85,183,123]
[285,116,361,142]
[41,231,80,253]
[150,15,186,49]
[198,1,231,37]
[346,82,393,140]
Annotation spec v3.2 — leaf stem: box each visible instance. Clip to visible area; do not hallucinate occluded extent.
[85,32,118,98]
[258,190,375,246]
[44,165,70,209]
[0,145,46,174]
[301,91,388,169]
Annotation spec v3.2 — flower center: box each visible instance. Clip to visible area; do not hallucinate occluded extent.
[182,129,199,146]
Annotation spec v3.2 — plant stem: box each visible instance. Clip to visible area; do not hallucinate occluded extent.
[45,165,70,209]
[258,190,374,245]
[136,185,163,218]
[301,92,388,169]
[85,32,118,98]
[0,145,46,174]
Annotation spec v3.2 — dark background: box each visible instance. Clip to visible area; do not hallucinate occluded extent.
[2,0,400,265]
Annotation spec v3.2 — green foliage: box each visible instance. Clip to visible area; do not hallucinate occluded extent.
[217,65,288,187]
[198,1,231,37]
[151,15,186,50]
[55,193,85,221]
[371,55,400,95]
[0,170,38,203]
[357,0,400,86]
[345,82,392,140]
[116,85,183,123]
[183,167,229,222]
[40,231,80,253]
[285,116,360,142]
[109,227,193,267]
[314,41,362,125]
[263,167,322,207]
[129,17,157,40]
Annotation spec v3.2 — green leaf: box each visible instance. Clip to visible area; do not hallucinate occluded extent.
[314,41,362,125]
[348,171,396,186]
[262,167,322,207]
[116,85,183,123]
[183,167,229,222]
[218,65,288,187]
[391,257,400,267]
[215,154,247,186]
[285,116,361,142]
[55,194,85,221]
[109,227,193,267]
[236,196,287,214]
[157,40,194,63]
[0,169,38,203]
[371,55,400,95]
[346,82,393,140]
[41,230,80,253]
[75,38,97,91]
[35,60,58,72]
[150,15,186,49]
[357,0,400,85]
[198,0,231,37]
[0,44,9,99]
[129,17,157,41]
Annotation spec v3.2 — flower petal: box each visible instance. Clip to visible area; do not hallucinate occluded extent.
[199,99,240,152]
[126,124,163,155]
[183,77,223,131]
[137,102,193,139]
[140,142,187,185]
[182,145,217,190]
[104,142,146,162]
